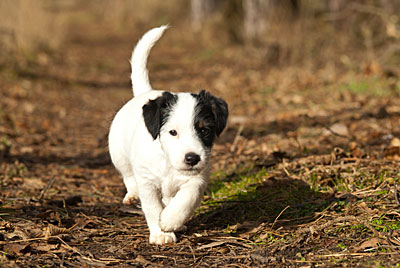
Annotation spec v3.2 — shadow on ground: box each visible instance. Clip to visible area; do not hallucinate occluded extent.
[1,151,111,169]
[188,177,335,234]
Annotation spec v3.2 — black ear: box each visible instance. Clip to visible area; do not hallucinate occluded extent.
[142,99,161,139]
[199,90,229,137]
[209,94,228,136]
[142,92,177,140]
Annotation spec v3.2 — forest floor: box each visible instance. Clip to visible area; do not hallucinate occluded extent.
[1,22,400,267]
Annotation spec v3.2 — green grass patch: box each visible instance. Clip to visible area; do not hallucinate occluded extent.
[196,168,333,229]
[336,242,347,250]
[195,48,216,61]
[339,75,400,96]
[370,216,400,233]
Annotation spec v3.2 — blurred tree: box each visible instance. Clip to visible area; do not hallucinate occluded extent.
[191,0,218,32]
[243,0,298,42]
[327,0,345,12]
[190,0,299,43]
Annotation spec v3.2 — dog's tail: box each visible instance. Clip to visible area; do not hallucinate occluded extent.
[130,25,168,97]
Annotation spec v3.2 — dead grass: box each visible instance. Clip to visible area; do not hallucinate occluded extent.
[0,0,66,63]
[0,0,186,67]
[2,0,399,77]
[86,0,186,32]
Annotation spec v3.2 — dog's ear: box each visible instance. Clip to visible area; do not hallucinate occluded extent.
[142,99,161,139]
[142,92,177,139]
[198,90,229,137]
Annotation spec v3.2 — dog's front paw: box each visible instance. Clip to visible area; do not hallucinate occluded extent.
[149,231,176,245]
[123,192,138,205]
[160,215,185,232]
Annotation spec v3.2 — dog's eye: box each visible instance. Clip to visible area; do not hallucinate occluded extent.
[200,127,210,136]
[169,130,178,136]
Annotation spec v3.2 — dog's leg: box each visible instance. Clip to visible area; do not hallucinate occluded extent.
[111,154,138,205]
[122,176,138,205]
[160,179,205,232]
[137,180,177,244]
[161,194,187,232]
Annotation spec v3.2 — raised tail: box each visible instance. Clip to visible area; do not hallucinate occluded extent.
[130,25,168,97]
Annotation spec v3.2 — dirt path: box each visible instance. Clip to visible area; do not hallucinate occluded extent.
[1,24,400,267]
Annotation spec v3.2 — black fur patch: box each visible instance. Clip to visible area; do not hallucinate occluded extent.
[192,90,229,147]
[142,92,178,139]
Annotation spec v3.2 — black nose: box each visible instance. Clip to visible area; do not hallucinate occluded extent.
[184,152,201,166]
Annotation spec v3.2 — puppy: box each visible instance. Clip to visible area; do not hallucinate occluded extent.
[108,26,228,245]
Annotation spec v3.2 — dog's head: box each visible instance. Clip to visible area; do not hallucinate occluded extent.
[143,90,228,174]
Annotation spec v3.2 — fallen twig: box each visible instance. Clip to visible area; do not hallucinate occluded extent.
[142,252,206,257]
[324,125,350,139]
[57,236,110,265]
[394,181,400,207]
[271,205,290,230]
[313,251,400,258]
[297,216,355,234]
[230,125,244,152]
[0,236,58,245]
[38,176,56,201]
[196,241,226,250]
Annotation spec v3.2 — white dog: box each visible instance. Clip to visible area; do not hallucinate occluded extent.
[108,26,228,245]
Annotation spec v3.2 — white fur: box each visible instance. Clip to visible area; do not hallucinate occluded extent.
[109,26,209,245]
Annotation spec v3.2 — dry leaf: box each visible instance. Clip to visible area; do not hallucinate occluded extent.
[197,241,226,250]
[23,178,46,190]
[44,224,70,238]
[384,137,400,159]
[349,142,363,158]
[35,244,59,252]
[324,123,349,137]
[356,237,388,252]
[135,255,153,266]
[4,244,31,255]
[217,247,230,254]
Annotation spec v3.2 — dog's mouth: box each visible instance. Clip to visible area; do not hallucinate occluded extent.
[180,166,203,174]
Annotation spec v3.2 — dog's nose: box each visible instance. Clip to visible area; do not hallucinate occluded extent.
[184,152,200,166]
